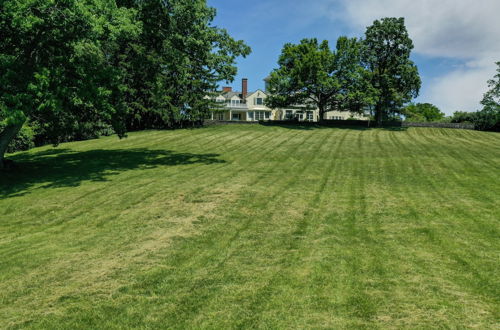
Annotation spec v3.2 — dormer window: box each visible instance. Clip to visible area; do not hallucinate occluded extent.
[254,98,263,105]
[231,99,241,106]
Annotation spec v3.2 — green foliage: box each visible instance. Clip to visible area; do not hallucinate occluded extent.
[362,17,421,124]
[477,61,500,131]
[0,0,140,163]
[266,37,373,119]
[403,103,445,122]
[481,62,500,112]
[267,17,420,125]
[450,111,475,124]
[1,123,35,153]
[449,65,500,131]
[0,0,249,163]
[450,110,499,132]
[474,108,500,131]
[117,0,251,130]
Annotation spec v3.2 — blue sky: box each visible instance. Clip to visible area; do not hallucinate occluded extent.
[207,0,500,115]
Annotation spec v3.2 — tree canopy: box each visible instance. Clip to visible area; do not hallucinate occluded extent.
[402,103,445,122]
[362,17,421,125]
[116,0,251,130]
[266,18,420,124]
[0,0,250,168]
[476,62,500,131]
[266,37,372,120]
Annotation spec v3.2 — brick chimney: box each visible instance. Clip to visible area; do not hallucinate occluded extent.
[222,86,232,93]
[242,78,248,99]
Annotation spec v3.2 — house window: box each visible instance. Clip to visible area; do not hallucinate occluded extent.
[255,112,264,120]
[285,110,293,119]
[248,111,254,121]
[307,111,314,121]
[217,113,224,120]
[231,99,241,106]
[265,112,271,120]
[254,97,263,105]
[232,113,241,121]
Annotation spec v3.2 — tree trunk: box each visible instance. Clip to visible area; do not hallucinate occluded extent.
[375,103,383,127]
[0,122,23,169]
[318,105,325,123]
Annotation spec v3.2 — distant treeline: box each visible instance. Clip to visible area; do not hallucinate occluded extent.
[400,102,499,132]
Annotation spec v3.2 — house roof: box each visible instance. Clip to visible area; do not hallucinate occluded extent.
[246,89,268,98]
[218,90,268,100]
[220,91,241,100]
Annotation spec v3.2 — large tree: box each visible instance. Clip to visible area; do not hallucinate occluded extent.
[266,37,372,120]
[362,17,421,125]
[117,0,251,130]
[0,0,139,168]
[0,0,250,168]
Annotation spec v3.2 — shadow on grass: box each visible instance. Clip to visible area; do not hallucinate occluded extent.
[1,148,225,197]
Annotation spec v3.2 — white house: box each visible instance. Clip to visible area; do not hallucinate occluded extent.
[209,78,368,122]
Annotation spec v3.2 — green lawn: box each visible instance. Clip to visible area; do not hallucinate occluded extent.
[1,125,499,329]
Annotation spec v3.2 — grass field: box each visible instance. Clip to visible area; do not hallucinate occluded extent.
[1,124,499,328]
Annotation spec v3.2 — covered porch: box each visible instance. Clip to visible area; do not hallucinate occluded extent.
[210,109,272,121]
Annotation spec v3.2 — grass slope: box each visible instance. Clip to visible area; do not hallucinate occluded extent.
[1,125,499,328]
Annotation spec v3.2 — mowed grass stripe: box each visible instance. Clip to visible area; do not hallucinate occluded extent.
[392,129,499,325]
[233,130,354,328]
[150,130,331,327]
[1,126,266,229]
[0,126,498,328]
[57,129,328,328]
[0,127,282,278]
[413,128,499,178]
[0,126,306,325]
[401,130,499,302]
[193,129,349,328]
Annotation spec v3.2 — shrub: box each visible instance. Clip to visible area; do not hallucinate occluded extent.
[5,123,35,153]
[450,109,500,132]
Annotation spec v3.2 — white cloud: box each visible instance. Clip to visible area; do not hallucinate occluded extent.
[426,62,496,113]
[321,0,500,114]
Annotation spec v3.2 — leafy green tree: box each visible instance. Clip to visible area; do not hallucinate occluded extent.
[403,103,445,122]
[0,0,250,167]
[477,62,500,131]
[362,17,421,125]
[450,111,475,124]
[266,37,373,121]
[0,0,140,168]
[117,0,251,130]
[482,62,500,110]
